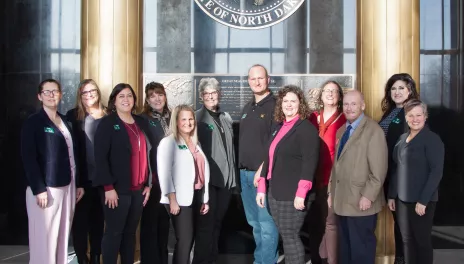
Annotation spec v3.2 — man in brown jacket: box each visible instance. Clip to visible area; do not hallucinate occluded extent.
[328,90,388,264]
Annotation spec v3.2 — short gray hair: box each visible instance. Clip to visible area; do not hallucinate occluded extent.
[198,77,221,95]
[404,99,428,117]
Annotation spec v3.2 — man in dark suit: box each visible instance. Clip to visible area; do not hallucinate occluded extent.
[328,90,388,264]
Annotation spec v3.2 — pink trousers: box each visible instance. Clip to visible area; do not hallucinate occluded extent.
[26,177,75,264]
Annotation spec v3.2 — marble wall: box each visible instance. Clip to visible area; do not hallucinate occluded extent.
[0,0,80,244]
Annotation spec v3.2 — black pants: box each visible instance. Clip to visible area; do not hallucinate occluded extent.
[71,186,104,262]
[307,187,328,264]
[338,214,377,264]
[194,185,231,263]
[384,181,404,260]
[101,189,144,264]
[140,187,170,264]
[396,199,436,264]
[167,190,210,264]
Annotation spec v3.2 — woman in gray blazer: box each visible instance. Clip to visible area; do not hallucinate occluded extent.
[157,104,210,264]
[195,77,237,263]
[388,99,444,264]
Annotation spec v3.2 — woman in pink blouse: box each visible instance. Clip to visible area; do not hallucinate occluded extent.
[256,85,320,264]
[157,105,210,264]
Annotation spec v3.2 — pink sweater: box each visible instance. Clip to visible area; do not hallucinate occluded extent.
[257,115,312,198]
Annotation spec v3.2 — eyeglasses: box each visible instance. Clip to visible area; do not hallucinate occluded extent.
[81,89,98,97]
[41,90,60,96]
[322,89,337,94]
[203,91,218,97]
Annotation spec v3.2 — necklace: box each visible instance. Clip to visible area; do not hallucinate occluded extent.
[126,123,141,151]
[212,118,224,133]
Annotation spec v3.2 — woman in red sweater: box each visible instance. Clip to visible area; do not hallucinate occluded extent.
[308,81,346,264]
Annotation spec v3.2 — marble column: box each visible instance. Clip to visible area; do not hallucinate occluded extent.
[81,0,144,107]
[356,1,420,263]
[157,0,191,73]
[81,1,144,262]
[310,0,344,73]
[285,2,307,73]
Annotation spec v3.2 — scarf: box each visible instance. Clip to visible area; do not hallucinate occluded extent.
[151,109,170,136]
[318,110,341,137]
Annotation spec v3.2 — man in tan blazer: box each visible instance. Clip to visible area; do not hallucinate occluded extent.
[328,90,388,264]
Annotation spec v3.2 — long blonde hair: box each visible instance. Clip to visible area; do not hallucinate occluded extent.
[74,79,107,120]
[169,105,198,145]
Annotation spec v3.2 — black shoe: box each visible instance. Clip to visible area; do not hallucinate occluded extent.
[394,256,405,264]
[76,255,89,264]
[90,254,101,264]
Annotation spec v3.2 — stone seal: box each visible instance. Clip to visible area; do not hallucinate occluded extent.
[195,0,305,29]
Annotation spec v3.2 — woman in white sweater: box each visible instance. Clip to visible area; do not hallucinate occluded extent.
[157,104,210,264]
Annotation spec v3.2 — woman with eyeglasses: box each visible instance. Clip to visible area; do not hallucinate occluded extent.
[139,82,171,264]
[21,79,85,264]
[308,81,346,264]
[66,79,107,264]
[195,78,238,263]
[93,83,155,264]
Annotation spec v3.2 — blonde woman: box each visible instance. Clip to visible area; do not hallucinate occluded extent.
[66,79,106,264]
[157,104,210,264]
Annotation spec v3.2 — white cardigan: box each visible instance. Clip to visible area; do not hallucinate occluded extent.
[157,134,210,206]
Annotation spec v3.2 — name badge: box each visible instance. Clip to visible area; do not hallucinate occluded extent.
[44,127,54,133]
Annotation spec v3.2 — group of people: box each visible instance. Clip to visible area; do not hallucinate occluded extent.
[21,64,444,264]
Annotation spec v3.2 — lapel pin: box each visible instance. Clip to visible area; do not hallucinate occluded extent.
[114,125,120,130]
[178,145,188,150]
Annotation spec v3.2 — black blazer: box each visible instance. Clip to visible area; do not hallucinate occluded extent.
[388,127,445,205]
[93,112,156,194]
[260,118,320,201]
[380,109,409,189]
[21,108,80,195]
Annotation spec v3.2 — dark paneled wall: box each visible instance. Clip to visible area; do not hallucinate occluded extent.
[0,0,80,244]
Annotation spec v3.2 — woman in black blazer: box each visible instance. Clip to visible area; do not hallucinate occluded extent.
[66,79,107,264]
[388,99,444,264]
[21,79,84,264]
[93,83,155,264]
[379,73,419,264]
[256,85,320,264]
[139,82,170,264]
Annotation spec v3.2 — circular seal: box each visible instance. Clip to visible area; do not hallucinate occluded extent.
[195,0,305,30]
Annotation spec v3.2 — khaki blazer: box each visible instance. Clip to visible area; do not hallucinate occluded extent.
[329,115,388,217]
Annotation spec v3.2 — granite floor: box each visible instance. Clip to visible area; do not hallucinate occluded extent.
[0,247,463,264]
[2,225,464,263]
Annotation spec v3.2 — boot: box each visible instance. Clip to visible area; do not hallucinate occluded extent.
[90,254,101,264]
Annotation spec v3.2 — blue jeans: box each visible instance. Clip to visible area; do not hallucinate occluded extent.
[240,170,279,264]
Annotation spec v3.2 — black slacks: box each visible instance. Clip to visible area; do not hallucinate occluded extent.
[194,185,231,263]
[338,214,377,264]
[307,187,329,264]
[396,199,436,264]
[167,190,210,264]
[72,186,104,262]
[140,186,170,264]
[101,189,144,264]
[384,182,404,260]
